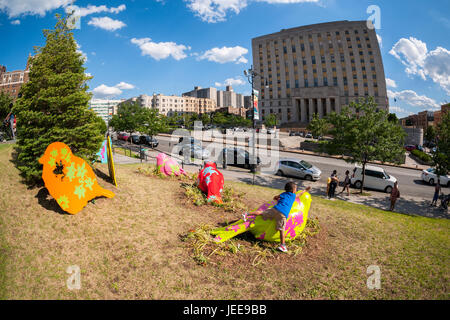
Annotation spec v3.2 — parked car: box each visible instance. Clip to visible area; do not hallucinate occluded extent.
[179,144,210,160]
[305,133,313,139]
[405,145,416,152]
[127,135,140,144]
[138,135,159,148]
[276,158,321,181]
[117,132,130,141]
[421,168,450,186]
[178,136,202,147]
[351,165,397,193]
[217,147,261,170]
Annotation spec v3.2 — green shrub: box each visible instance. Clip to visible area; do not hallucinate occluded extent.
[411,149,432,163]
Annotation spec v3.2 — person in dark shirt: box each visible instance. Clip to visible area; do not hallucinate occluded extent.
[328,170,339,199]
[340,170,351,196]
[431,179,441,207]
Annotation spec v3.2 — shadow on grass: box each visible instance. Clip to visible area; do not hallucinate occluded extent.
[35,188,69,215]
[93,167,115,186]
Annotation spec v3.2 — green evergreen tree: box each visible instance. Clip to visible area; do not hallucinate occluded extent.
[12,14,105,184]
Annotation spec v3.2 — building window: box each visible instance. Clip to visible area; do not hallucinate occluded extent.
[292,45,296,53]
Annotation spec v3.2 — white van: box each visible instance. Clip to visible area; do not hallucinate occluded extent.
[351,165,397,193]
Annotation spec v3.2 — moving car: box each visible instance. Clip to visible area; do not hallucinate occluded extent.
[217,147,261,170]
[276,159,321,181]
[421,168,450,186]
[138,135,159,148]
[178,136,202,147]
[351,165,397,193]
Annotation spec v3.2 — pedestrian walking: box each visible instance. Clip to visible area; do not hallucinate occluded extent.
[431,179,441,207]
[389,182,400,211]
[340,170,351,196]
[328,170,339,199]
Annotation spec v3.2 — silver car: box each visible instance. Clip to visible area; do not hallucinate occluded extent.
[276,158,321,181]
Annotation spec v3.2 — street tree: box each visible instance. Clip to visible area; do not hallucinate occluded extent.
[12,14,105,184]
[307,113,329,138]
[264,114,278,128]
[139,108,165,147]
[0,92,13,121]
[433,112,450,176]
[109,101,142,140]
[425,125,436,144]
[325,97,406,193]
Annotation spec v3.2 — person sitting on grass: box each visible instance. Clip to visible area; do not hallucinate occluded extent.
[248,182,311,253]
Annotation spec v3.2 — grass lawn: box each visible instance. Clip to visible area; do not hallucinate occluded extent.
[0,143,448,299]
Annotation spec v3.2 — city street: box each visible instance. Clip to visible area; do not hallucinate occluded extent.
[113,133,446,206]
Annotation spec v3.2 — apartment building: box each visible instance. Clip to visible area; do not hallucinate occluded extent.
[183,85,244,109]
[252,20,388,125]
[121,94,216,116]
[89,98,124,123]
[0,55,32,100]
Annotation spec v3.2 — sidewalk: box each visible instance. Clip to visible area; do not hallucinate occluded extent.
[113,148,447,219]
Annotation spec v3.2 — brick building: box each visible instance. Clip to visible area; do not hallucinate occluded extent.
[0,55,32,100]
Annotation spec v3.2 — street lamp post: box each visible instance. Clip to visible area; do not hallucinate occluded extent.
[244,66,268,181]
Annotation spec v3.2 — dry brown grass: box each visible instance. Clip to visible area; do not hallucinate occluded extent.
[0,144,449,299]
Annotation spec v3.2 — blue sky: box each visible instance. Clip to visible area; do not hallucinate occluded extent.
[1,0,449,118]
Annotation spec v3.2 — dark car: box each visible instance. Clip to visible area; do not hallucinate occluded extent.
[217,147,261,170]
[138,135,159,148]
[405,145,416,152]
[127,135,140,144]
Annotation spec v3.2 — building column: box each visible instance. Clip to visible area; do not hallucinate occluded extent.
[326,98,332,115]
[300,99,306,123]
[308,98,314,121]
[317,98,324,118]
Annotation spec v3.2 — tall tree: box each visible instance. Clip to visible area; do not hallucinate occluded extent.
[307,113,329,138]
[325,97,406,193]
[0,92,13,121]
[433,112,450,177]
[264,114,278,128]
[424,125,436,144]
[139,108,165,144]
[12,14,105,184]
[109,101,142,139]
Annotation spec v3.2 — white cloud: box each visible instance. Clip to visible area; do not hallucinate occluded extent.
[185,0,319,23]
[88,16,126,31]
[387,89,440,110]
[131,38,190,61]
[93,84,122,98]
[92,81,135,98]
[198,46,248,64]
[75,41,87,62]
[389,106,412,115]
[215,77,246,87]
[0,0,72,18]
[65,4,126,17]
[389,37,450,94]
[115,82,135,90]
[385,78,397,88]
[10,19,20,25]
[376,34,382,48]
